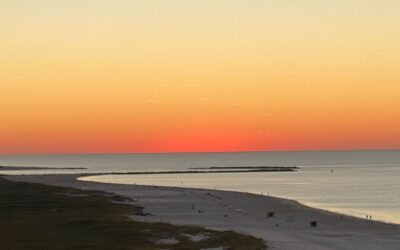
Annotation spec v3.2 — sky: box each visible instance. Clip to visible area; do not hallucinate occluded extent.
[1,0,400,154]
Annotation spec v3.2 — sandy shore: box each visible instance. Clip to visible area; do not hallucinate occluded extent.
[5,174,400,250]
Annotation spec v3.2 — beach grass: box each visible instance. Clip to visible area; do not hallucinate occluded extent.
[0,177,266,250]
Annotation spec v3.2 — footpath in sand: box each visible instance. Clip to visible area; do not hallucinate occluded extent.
[6,174,400,250]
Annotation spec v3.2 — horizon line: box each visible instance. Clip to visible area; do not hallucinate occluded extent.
[1,148,399,157]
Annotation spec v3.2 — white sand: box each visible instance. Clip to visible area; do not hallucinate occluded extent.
[183,233,210,242]
[6,174,400,250]
[156,237,179,245]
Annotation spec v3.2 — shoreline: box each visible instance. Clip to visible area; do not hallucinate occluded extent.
[81,174,400,227]
[5,174,400,250]
[81,172,399,226]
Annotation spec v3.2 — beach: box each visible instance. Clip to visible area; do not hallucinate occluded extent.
[6,174,400,250]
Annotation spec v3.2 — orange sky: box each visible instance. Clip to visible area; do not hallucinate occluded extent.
[1,1,400,154]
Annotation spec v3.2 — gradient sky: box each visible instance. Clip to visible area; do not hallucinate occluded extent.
[1,1,400,154]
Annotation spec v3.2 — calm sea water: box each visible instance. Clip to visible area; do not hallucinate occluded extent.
[1,150,399,224]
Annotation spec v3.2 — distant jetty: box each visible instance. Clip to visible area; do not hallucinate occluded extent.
[0,166,87,171]
[190,166,299,171]
[1,165,299,175]
[82,166,300,177]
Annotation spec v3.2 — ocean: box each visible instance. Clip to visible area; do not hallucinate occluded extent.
[1,150,399,224]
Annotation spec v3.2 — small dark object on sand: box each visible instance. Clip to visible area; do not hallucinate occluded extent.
[310,221,318,227]
[267,212,275,218]
[135,212,152,217]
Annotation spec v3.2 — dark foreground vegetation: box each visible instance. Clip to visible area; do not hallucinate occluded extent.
[0,177,266,250]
